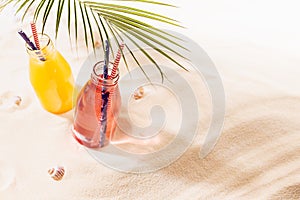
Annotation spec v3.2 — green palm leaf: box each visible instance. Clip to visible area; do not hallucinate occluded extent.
[67,0,70,35]
[42,0,54,33]
[78,2,88,49]
[15,0,34,21]
[73,0,78,45]
[55,0,65,38]
[0,0,14,11]
[111,0,177,7]
[110,19,188,71]
[0,0,189,81]
[14,0,30,14]
[102,17,130,71]
[33,0,46,22]
[96,11,189,53]
[84,2,182,27]
[110,18,187,60]
[91,10,104,52]
[98,15,115,56]
[84,5,95,52]
[90,6,184,41]
[107,21,152,83]
[84,1,178,22]
[116,25,165,81]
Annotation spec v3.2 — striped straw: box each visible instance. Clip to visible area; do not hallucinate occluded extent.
[18,29,37,51]
[103,40,110,79]
[111,42,124,77]
[106,43,124,123]
[18,29,46,61]
[99,40,110,147]
[30,22,40,50]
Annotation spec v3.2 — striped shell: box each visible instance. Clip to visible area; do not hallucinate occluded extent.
[48,166,65,181]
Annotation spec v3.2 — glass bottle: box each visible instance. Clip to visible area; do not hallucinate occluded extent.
[72,61,121,148]
[26,34,74,114]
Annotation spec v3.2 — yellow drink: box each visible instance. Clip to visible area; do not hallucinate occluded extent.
[27,34,74,114]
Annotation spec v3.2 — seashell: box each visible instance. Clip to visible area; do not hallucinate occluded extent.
[133,87,144,100]
[12,96,22,106]
[0,93,22,111]
[48,166,65,181]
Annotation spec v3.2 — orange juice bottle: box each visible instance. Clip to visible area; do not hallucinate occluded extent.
[26,34,74,114]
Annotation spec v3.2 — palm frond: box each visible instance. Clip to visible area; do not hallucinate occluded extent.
[109,22,151,83]
[14,0,29,14]
[83,2,181,27]
[114,25,165,82]
[0,0,14,11]
[55,0,65,38]
[67,0,71,35]
[110,20,188,71]
[33,0,46,22]
[91,9,105,52]
[103,17,129,71]
[90,6,184,43]
[89,6,182,28]
[41,0,54,33]
[110,0,177,7]
[1,0,189,81]
[15,0,34,21]
[111,18,187,60]
[96,11,188,52]
[98,15,115,56]
[78,2,89,49]
[84,1,177,22]
[73,0,78,45]
[103,18,121,59]
[84,5,95,52]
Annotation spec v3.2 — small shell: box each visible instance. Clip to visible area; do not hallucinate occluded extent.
[48,166,65,181]
[133,87,144,100]
[12,96,22,106]
[0,93,22,111]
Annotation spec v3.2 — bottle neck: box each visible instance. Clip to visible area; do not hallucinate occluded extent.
[91,61,119,87]
[26,34,55,61]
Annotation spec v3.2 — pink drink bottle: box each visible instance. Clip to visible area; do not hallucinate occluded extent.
[72,61,121,148]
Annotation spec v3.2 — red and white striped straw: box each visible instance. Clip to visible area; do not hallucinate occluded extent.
[30,22,40,50]
[111,43,125,77]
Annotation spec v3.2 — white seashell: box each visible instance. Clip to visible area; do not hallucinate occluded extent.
[11,96,22,106]
[133,87,144,100]
[0,92,22,111]
[48,166,65,181]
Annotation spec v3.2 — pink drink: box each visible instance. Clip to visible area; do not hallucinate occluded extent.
[72,61,121,148]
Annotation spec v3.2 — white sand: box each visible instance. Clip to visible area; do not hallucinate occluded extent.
[0,0,300,199]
